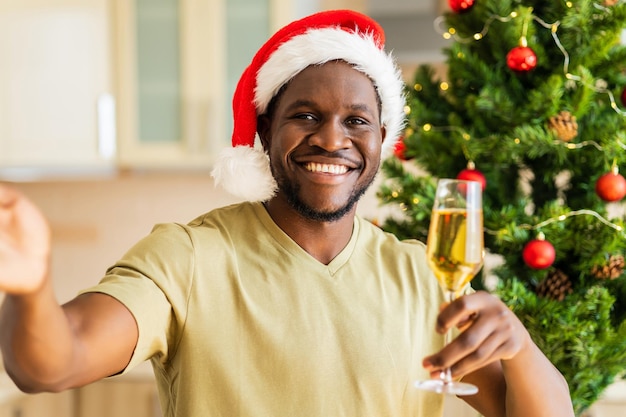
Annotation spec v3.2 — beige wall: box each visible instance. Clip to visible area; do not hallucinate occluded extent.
[10,173,234,303]
[321,0,365,11]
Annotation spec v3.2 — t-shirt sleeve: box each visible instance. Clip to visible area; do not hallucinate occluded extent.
[79,222,195,374]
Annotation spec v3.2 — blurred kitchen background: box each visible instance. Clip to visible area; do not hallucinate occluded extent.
[0,0,623,416]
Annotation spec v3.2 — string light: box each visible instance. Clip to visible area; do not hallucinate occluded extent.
[433,12,517,44]
[413,122,613,155]
[485,210,625,237]
[433,7,626,117]
[530,210,623,233]
[557,140,604,151]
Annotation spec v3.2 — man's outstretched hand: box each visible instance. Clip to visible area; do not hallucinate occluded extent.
[0,184,50,293]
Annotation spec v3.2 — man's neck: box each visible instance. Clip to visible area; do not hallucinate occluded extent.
[263,199,356,265]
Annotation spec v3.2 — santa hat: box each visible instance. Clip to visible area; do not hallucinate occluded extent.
[211,9,406,202]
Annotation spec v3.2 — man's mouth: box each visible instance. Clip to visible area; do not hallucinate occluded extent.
[304,162,349,175]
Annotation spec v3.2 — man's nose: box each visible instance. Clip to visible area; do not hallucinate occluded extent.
[308,119,351,151]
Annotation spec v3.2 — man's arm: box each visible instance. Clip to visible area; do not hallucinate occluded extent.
[423,291,574,417]
[0,184,138,393]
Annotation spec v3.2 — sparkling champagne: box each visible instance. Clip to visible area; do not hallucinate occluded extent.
[427,208,483,293]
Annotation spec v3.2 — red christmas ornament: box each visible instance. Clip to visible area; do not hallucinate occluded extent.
[393,137,408,160]
[596,167,626,202]
[523,234,556,269]
[457,161,486,190]
[449,0,475,13]
[621,87,626,107]
[507,46,537,72]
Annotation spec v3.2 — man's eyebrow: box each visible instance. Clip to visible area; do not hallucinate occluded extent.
[349,103,375,113]
[284,99,316,110]
[284,100,375,113]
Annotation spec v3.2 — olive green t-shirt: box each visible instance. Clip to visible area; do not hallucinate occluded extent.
[83,202,447,417]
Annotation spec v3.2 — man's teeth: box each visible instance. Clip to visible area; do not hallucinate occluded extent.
[305,162,348,174]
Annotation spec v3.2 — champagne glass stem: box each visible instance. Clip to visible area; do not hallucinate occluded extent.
[441,289,455,385]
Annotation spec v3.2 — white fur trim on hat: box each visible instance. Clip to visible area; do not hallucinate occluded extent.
[211,146,277,202]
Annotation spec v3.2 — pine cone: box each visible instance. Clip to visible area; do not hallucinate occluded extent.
[536,269,573,301]
[591,255,625,280]
[548,111,578,142]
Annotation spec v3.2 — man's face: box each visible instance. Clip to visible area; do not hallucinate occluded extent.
[258,61,386,222]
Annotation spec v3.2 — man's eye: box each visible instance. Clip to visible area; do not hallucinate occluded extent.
[294,113,315,121]
[347,117,367,125]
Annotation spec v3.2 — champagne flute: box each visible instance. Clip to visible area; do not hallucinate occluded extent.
[414,178,484,396]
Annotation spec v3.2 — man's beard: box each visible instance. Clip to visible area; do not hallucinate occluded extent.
[275,170,377,223]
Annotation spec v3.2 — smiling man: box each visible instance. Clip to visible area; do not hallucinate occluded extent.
[0,9,574,417]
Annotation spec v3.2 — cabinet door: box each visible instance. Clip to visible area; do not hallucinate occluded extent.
[0,0,115,171]
[114,0,228,169]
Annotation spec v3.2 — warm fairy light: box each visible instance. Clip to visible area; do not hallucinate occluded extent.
[449,28,456,35]
[519,36,528,47]
[412,197,420,204]
[413,83,423,91]
[462,133,471,140]
[404,105,411,115]
[443,32,452,40]
[474,33,483,40]
[514,138,521,144]
[423,124,432,131]
[440,82,449,90]
[392,191,399,198]
[565,1,573,7]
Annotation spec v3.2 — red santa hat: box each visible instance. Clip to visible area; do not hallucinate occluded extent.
[211,9,406,202]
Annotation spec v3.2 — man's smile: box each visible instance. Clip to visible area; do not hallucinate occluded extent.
[304,162,349,175]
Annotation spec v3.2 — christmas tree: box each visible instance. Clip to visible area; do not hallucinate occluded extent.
[377,0,626,414]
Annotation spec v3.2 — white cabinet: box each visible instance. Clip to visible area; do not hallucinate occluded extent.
[0,0,116,173]
[0,0,302,176]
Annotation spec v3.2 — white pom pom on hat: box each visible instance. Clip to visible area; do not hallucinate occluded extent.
[211,9,406,202]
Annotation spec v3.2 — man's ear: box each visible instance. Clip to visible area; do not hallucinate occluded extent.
[257,114,271,151]
[380,126,387,145]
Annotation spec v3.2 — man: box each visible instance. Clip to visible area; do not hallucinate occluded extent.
[0,9,573,417]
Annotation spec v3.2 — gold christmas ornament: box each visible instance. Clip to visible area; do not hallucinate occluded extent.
[536,269,573,301]
[591,254,625,280]
[548,110,578,142]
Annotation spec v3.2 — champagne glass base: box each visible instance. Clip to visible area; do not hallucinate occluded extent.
[414,379,478,396]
